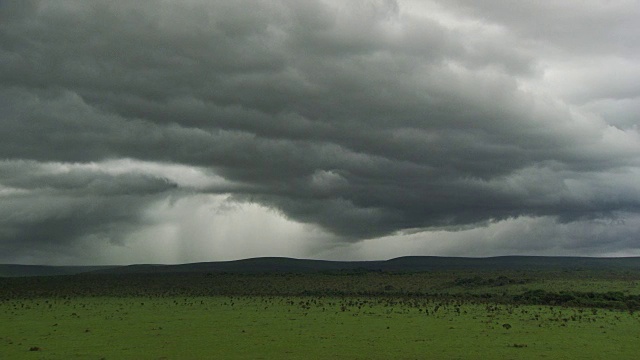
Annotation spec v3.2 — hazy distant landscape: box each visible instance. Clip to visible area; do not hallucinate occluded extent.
[3,255,640,278]
[2,256,640,359]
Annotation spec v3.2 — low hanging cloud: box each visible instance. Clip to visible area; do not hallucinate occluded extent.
[1,0,640,264]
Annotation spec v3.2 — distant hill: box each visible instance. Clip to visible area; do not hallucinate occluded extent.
[0,265,116,278]
[2,256,640,277]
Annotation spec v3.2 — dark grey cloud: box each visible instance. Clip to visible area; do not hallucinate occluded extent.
[1,0,639,263]
[0,160,180,262]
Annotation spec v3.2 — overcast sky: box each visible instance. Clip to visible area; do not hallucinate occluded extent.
[1,0,640,265]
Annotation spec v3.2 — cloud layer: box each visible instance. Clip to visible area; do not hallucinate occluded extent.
[1,0,639,264]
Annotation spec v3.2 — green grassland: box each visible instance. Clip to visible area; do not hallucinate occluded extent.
[2,267,640,359]
[2,296,639,359]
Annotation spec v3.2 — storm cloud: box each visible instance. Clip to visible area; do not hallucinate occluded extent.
[1,0,639,264]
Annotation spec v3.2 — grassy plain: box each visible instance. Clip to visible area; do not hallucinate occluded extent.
[2,268,640,359]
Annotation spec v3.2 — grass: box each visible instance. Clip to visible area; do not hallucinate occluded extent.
[2,295,640,359]
[2,268,640,359]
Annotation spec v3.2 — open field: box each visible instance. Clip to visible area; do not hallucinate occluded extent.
[2,258,640,359]
[2,295,640,359]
